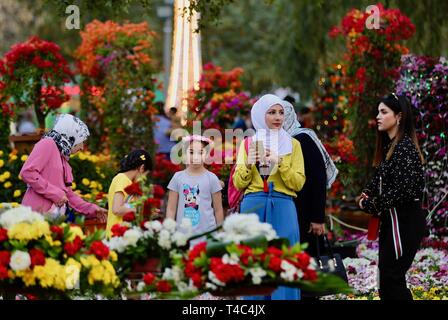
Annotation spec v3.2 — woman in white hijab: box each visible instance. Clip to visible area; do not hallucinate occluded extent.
[233,94,306,300]
[20,114,107,221]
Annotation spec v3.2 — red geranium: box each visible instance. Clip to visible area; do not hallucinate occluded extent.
[153,184,165,198]
[50,225,64,239]
[237,244,254,266]
[29,248,46,267]
[0,228,8,242]
[111,224,129,237]
[124,182,143,196]
[123,212,136,222]
[188,242,207,260]
[64,236,84,256]
[210,257,245,284]
[143,272,156,285]
[156,280,172,292]
[267,256,283,272]
[89,241,110,260]
[0,251,11,266]
[303,269,318,281]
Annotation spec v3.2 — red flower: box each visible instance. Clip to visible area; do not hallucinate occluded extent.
[237,245,254,265]
[64,236,84,256]
[268,256,283,272]
[0,265,9,280]
[188,242,207,260]
[89,241,110,260]
[111,224,129,237]
[0,251,11,266]
[156,280,172,292]
[29,248,46,267]
[0,228,8,242]
[143,272,156,285]
[50,225,64,239]
[140,220,148,230]
[303,269,318,281]
[124,182,143,196]
[190,273,203,288]
[266,247,283,256]
[210,257,245,284]
[153,185,165,198]
[123,212,136,222]
[293,252,311,270]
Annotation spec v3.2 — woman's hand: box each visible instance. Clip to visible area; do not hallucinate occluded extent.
[309,223,326,236]
[358,192,369,209]
[265,149,279,166]
[246,146,260,169]
[55,195,68,207]
[95,207,108,223]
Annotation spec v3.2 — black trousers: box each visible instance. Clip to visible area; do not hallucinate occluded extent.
[378,201,426,300]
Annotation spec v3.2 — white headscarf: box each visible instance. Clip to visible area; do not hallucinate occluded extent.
[251,94,293,156]
[44,114,90,159]
[282,100,338,188]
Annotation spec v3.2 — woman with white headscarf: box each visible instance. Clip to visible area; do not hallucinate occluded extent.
[20,114,107,221]
[283,101,338,277]
[233,94,306,300]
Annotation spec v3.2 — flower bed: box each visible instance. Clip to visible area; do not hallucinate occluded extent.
[0,203,120,299]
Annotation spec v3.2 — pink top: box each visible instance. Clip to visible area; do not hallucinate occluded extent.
[20,138,99,216]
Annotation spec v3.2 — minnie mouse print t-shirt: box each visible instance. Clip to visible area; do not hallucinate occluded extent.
[167,169,222,234]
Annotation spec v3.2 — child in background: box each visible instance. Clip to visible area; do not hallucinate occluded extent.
[106,150,152,237]
[166,135,224,237]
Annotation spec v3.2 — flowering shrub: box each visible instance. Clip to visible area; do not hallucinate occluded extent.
[0,204,120,298]
[312,63,348,141]
[187,63,253,131]
[324,134,358,199]
[330,3,415,189]
[75,20,161,159]
[0,150,28,202]
[0,36,72,128]
[396,55,448,237]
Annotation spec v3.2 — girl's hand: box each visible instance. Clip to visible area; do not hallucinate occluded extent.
[95,207,108,223]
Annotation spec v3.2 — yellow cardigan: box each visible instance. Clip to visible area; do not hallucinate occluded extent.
[233,138,306,197]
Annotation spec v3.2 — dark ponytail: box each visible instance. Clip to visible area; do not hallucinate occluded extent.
[119,149,152,173]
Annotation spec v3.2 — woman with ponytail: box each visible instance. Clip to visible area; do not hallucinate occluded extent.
[358,93,426,300]
[105,149,152,237]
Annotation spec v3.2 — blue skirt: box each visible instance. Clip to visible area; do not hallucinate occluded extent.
[240,182,301,300]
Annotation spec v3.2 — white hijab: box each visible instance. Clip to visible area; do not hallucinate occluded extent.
[282,100,338,188]
[251,94,293,156]
[44,114,90,159]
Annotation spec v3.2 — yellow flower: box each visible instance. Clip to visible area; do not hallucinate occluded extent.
[11,202,20,207]
[80,255,101,268]
[34,258,67,290]
[83,194,92,199]
[0,150,3,156]
[9,155,18,162]
[18,175,23,181]
[82,178,90,186]
[3,171,11,179]
[71,182,77,190]
[109,251,118,262]
[89,181,98,189]
[0,159,4,168]
[13,190,22,198]
[8,221,51,241]
[21,155,28,162]
[44,234,61,247]
[4,182,12,189]
[78,153,87,161]
[15,270,37,287]
[67,225,85,241]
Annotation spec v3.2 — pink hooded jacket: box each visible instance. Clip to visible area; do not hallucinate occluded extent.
[20,138,99,216]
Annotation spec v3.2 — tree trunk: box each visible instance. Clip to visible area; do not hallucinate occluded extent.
[34,82,46,129]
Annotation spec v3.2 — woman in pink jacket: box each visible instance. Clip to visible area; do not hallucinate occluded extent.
[20,114,107,220]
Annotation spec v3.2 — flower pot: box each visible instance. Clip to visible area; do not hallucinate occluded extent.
[83,219,106,235]
[211,285,277,297]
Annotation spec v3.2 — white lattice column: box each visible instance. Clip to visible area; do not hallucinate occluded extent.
[165,0,202,125]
